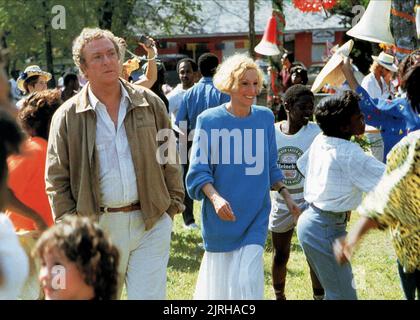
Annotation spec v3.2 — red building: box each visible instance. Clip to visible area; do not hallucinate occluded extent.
[153,1,348,69]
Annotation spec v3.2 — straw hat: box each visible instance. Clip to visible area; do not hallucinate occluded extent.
[372,52,397,72]
[17,65,52,92]
[311,40,354,93]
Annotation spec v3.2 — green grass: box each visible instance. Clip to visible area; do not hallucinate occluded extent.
[123,202,403,300]
[166,202,403,300]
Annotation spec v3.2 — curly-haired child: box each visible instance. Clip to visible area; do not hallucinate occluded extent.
[33,216,119,300]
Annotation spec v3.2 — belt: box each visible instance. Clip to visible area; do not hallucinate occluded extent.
[310,203,351,222]
[100,201,141,213]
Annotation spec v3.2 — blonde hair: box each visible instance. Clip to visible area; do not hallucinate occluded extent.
[369,61,381,73]
[213,53,264,95]
[72,28,121,77]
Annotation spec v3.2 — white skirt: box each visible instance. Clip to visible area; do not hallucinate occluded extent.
[193,244,264,300]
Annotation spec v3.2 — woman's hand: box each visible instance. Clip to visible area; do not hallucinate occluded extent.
[211,194,236,222]
[138,36,156,57]
[202,183,236,222]
[340,57,359,91]
[286,198,301,224]
[276,183,301,224]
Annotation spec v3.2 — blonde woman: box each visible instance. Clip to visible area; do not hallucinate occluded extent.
[186,54,300,299]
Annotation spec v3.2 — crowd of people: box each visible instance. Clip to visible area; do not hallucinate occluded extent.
[0,26,419,301]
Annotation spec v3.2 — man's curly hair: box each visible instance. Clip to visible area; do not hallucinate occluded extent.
[315,90,361,137]
[33,216,120,300]
[18,89,62,140]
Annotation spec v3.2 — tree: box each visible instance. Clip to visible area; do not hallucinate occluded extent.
[0,0,201,81]
[129,0,202,37]
[249,0,256,58]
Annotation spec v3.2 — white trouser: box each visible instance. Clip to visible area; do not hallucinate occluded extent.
[194,244,264,300]
[99,210,173,300]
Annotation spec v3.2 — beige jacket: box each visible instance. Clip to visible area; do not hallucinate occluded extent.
[45,79,185,230]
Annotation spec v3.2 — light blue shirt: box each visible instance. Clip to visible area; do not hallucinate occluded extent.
[88,83,139,207]
[175,77,230,132]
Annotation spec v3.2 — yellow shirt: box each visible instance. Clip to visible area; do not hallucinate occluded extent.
[357,130,420,273]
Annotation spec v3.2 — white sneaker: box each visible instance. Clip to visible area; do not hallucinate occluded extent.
[184,223,199,230]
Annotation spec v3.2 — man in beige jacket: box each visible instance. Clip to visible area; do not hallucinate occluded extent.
[45,28,185,300]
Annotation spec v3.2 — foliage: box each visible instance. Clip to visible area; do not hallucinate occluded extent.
[328,0,370,26]
[130,0,201,36]
[351,134,372,152]
[0,0,201,78]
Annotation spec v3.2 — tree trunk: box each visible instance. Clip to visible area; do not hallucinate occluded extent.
[42,0,55,87]
[391,0,419,61]
[99,0,115,30]
[0,32,9,74]
[249,0,256,58]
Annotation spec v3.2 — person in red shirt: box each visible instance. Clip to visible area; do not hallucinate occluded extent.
[6,90,61,231]
[5,89,60,300]
[279,52,295,94]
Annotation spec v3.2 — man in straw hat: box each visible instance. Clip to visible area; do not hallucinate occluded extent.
[361,52,397,100]
[16,65,51,109]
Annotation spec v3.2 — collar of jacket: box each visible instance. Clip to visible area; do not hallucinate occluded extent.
[75,78,150,113]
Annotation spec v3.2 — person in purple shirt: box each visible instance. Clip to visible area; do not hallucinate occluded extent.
[340,51,420,160]
[175,53,230,229]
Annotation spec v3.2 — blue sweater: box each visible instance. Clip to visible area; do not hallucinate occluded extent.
[186,104,284,252]
[356,86,420,158]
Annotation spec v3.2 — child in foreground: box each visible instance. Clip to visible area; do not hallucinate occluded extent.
[33,216,119,300]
